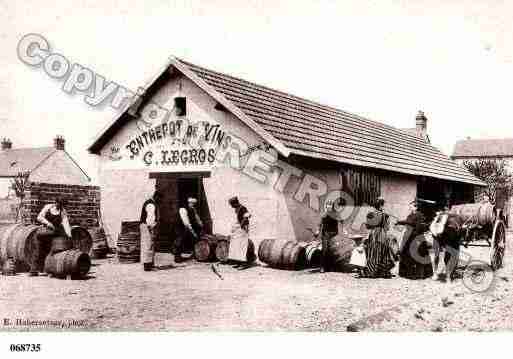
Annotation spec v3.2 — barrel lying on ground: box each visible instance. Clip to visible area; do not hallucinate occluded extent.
[300,241,322,268]
[44,249,91,279]
[258,239,306,270]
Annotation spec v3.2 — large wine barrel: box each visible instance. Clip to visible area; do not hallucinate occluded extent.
[44,249,91,279]
[258,239,305,270]
[327,234,355,271]
[450,203,495,226]
[89,227,109,259]
[117,222,141,263]
[70,226,93,254]
[0,224,39,272]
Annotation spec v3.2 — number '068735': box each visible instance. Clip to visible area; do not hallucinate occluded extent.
[9,344,41,352]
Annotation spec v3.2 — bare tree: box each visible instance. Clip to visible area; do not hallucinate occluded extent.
[463,159,513,204]
[10,171,30,223]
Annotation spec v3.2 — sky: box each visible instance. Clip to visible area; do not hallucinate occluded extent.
[1,0,513,186]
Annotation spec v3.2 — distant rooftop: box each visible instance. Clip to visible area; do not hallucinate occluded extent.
[452,138,513,159]
[0,147,56,177]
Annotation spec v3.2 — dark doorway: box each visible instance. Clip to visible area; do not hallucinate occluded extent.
[152,173,212,253]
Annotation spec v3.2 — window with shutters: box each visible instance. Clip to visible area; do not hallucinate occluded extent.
[340,167,381,206]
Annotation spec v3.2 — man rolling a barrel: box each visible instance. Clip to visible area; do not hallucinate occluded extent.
[315,198,342,273]
[29,196,72,276]
[140,191,162,271]
[174,197,203,263]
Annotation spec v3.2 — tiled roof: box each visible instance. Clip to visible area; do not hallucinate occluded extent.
[89,56,485,186]
[0,147,56,177]
[452,138,513,158]
[178,59,483,185]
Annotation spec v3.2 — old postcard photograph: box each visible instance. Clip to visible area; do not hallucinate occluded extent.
[1,0,512,355]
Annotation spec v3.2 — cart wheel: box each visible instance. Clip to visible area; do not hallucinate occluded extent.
[462,260,495,293]
[490,220,506,270]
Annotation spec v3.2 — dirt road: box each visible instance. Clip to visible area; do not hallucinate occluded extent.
[0,237,511,331]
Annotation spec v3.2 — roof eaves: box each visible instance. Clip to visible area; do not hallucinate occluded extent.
[289,148,487,186]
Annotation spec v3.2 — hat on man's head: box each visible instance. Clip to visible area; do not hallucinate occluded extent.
[228,196,240,206]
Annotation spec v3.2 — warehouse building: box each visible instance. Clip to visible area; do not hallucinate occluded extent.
[88,56,484,250]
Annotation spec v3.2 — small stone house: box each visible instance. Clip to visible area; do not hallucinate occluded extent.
[0,136,100,228]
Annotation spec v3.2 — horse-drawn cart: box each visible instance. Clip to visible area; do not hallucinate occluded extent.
[432,202,507,270]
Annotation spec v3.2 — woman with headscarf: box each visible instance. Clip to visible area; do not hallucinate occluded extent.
[397,199,434,279]
[359,197,396,278]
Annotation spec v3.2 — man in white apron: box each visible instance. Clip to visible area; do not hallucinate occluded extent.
[227,196,254,264]
[174,197,203,263]
[140,191,162,271]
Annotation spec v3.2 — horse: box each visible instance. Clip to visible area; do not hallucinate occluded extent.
[430,212,463,281]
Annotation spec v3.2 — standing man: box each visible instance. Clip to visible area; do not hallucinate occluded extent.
[174,197,203,263]
[229,196,251,233]
[316,199,341,273]
[227,196,255,265]
[140,191,162,271]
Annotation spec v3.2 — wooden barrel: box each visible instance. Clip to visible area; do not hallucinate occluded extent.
[301,241,321,268]
[2,257,16,276]
[51,236,73,254]
[450,203,495,226]
[327,234,355,271]
[117,222,141,263]
[44,249,91,279]
[121,221,141,235]
[71,226,93,254]
[258,239,305,270]
[215,240,229,262]
[0,224,39,272]
[89,227,109,259]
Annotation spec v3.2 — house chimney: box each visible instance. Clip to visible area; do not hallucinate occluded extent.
[415,110,428,140]
[1,138,12,151]
[54,135,65,150]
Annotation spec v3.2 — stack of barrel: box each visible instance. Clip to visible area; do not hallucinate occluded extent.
[0,223,92,278]
[89,227,110,259]
[117,221,141,263]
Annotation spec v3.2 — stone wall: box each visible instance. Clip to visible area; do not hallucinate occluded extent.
[21,182,100,228]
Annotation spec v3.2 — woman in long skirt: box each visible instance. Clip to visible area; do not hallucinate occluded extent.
[360,198,396,278]
[397,201,434,279]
